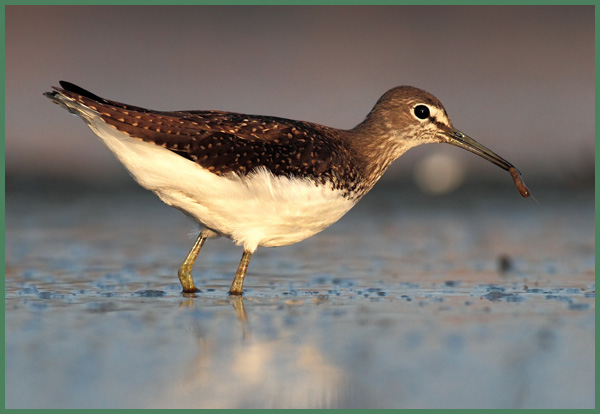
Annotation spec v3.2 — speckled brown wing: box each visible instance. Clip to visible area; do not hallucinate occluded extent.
[52,81,360,192]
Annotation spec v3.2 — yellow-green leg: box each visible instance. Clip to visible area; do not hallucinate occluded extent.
[178,232,206,293]
[229,250,253,295]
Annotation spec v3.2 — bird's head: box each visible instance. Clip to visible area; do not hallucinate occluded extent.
[353,86,531,197]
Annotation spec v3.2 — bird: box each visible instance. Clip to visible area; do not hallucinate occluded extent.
[44,81,530,295]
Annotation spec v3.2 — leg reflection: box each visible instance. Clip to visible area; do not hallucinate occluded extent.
[230,295,250,340]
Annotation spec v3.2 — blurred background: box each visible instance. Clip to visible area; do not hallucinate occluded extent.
[5,5,594,195]
[5,6,595,409]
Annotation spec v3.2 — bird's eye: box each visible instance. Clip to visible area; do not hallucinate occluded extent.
[414,105,430,120]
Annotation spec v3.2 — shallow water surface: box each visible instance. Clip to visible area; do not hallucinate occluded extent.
[5,184,595,408]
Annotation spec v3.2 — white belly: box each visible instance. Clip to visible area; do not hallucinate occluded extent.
[84,116,357,252]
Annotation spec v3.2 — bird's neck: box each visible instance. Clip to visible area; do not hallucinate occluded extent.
[344,120,418,193]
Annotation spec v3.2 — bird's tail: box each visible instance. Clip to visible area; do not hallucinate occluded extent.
[44,81,101,122]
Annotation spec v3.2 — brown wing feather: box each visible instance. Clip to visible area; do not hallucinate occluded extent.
[53,82,362,193]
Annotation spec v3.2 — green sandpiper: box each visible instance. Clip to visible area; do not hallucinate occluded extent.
[45,81,530,295]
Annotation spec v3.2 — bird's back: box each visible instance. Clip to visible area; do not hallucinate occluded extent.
[46,81,367,199]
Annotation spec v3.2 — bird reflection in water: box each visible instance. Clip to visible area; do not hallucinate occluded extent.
[174,294,345,408]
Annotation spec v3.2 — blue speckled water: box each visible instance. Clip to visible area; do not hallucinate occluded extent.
[5,183,594,408]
